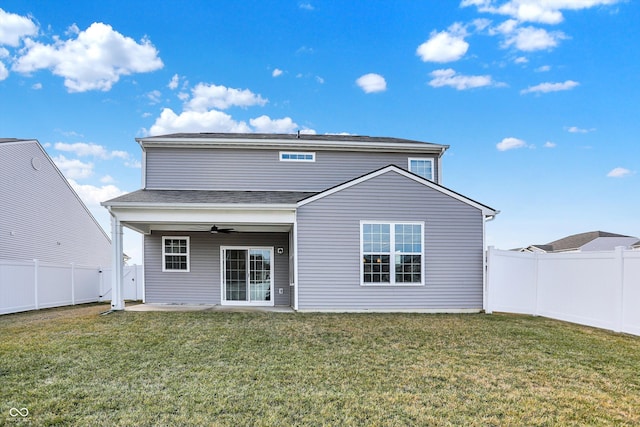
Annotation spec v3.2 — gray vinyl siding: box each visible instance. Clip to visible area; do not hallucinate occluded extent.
[296,170,484,311]
[144,231,290,305]
[0,141,111,267]
[145,147,439,191]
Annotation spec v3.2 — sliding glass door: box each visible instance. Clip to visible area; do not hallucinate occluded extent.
[222,247,273,305]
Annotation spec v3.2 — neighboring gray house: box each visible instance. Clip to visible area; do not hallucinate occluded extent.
[0,138,111,266]
[520,231,640,253]
[103,133,498,312]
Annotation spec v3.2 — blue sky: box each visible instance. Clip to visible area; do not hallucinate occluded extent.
[1,0,638,262]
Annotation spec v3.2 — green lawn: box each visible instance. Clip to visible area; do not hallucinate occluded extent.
[1,304,639,426]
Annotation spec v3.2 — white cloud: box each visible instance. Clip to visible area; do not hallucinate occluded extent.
[31,82,42,89]
[148,78,314,136]
[149,108,252,135]
[472,18,493,31]
[100,175,115,184]
[299,2,315,11]
[148,108,315,136]
[497,137,528,151]
[535,65,551,72]
[147,89,162,104]
[461,0,622,24]
[417,25,469,63]
[296,46,314,55]
[110,150,130,160]
[13,22,163,92]
[607,167,632,178]
[510,26,564,51]
[428,68,495,90]
[250,115,298,133]
[0,60,7,80]
[185,82,267,112]
[356,73,387,93]
[54,142,136,165]
[52,155,94,179]
[521,79,579,94]
[125,159,142,168]
[495,21,565,51]
[514,56,528,64]
[272,68,283,77]
[168,73,179,90]
[0,8,38,47]
[0,47,8,80]
[566,126,595,133]
[55,142,108,158]
[67,178,125,208]
[544,141,557,148]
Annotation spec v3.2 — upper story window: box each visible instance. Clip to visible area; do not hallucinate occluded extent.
[279,152,315,162]
[408,158,434,181]
[162,236,190,272]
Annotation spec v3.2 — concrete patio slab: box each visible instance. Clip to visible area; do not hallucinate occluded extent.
[125,303,295,313]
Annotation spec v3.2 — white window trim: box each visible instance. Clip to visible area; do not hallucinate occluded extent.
[408,158,434,181]
[162,236,190,272]
[360,221,425,287]
[279,151,316,162]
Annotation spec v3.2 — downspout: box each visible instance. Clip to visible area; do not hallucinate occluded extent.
[437,146,446,184]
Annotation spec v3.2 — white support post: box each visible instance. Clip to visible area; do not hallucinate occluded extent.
[110,214,125,311]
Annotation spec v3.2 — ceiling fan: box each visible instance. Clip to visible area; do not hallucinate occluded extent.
[210,225,235,234]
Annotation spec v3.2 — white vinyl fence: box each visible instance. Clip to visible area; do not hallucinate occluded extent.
[486,247,640,336]
[0,259,143,315]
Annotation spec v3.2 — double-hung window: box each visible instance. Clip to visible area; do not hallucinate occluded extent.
[162,236,190,272]
[361,222,424,285]
[408,158,434,181]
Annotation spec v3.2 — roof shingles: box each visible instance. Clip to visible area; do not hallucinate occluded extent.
[105,189,317,205]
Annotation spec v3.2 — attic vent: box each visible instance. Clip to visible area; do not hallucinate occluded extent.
[31,157,41,170]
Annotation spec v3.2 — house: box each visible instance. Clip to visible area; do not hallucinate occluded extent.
[0,138,111,266]
[519,231,640,253]
[1,138,112,314]
[102,133,498,312]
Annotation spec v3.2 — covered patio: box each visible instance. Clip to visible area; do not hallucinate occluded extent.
[102,189,316,311]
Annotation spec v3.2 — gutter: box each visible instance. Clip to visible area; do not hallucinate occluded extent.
[136,138,448,155]
[485,210,500,221]
[101,202,299,210]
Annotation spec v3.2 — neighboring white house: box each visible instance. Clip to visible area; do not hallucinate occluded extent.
[519,231,640,253]
[1,138,112,314]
